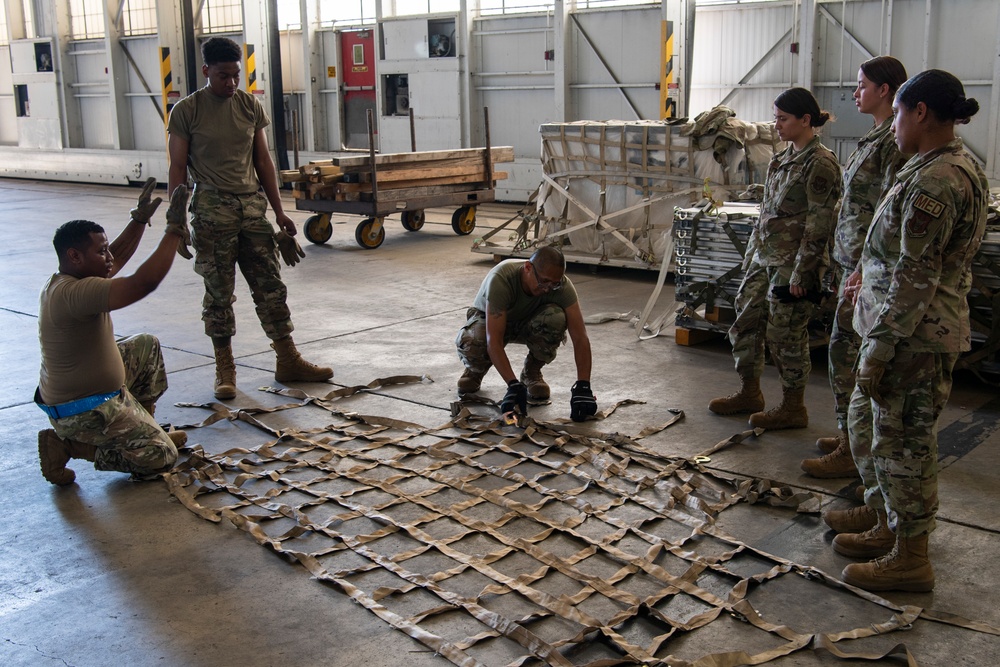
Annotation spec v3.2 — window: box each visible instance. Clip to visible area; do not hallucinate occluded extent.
[122,0,157,37]
[317,0,376,27]
[277,0,301,30]
[201,0,243,34]
[22,0,35,39]
[69,0,106,40]
[391,0,460,15]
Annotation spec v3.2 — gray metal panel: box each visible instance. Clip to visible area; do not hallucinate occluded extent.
[689,3,795,121]
[570,7,662,121]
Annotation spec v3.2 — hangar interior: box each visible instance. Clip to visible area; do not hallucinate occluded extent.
[3,1,1000,666]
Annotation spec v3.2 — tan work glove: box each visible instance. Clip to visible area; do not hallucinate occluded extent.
[275,230,305,267]
[129,177,163,226]
[165,185,192,259]
[855,355,887,407]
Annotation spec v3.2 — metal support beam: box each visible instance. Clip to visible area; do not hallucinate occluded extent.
[104,0,136,150]
[719,29,792,108]
[569,14,641,119]
[243,0,288,170]
[796,0,816,88]
[817,4,874,63]
[553,0,571,121]
[299,0,326,152]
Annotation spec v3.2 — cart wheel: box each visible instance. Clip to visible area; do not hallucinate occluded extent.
[355,218,385,249]
[400,209,425,232]
[451,206,477,235]
[304,214,333,244]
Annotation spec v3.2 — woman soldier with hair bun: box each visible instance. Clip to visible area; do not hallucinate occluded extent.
[834,69,988,592]
[802,56,910,481]
[709,87,842,432]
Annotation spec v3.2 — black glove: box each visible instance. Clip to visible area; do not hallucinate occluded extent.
[770,284,823,304]
[500,381,528,418]
[570,381,598,422]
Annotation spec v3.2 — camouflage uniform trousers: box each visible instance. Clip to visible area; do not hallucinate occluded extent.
[49,333,177,475]
[847,349,957,537]
[729,262,815,390]
[190,188,293,341]
[828,264,861,431]
[455,304,567,373]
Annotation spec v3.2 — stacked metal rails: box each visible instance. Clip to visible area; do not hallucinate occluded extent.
[963,216,1000,383]
[672,203,758,336]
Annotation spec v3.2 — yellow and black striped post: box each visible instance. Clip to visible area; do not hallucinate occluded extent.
[660,21,676,119]
[160,46,174,125]
[244,43,258,93]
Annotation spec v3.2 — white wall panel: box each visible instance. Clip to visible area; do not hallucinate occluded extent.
[123,38,167,152]
[689,3,796,123]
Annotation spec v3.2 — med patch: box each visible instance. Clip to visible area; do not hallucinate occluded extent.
[913,193,945,218]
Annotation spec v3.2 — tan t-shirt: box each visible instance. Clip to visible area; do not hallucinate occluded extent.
[167,87,269,194]
[38,274,125,405]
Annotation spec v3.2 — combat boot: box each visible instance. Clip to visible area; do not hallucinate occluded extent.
[213,344,237,399]
[801,432,858,478]
[815,433,842,453]
[272,336,334,383]
[457,367,488,395]
[833,511,894,559]
[38,429,97,486]
[708,375,764,415]
[823,504,877,533]
[519,354,550,401]
[167,430,188,448]
[842,534,934,592]
[748,387,807,429]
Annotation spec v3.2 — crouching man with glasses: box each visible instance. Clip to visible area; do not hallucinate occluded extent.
[455,246,597,423]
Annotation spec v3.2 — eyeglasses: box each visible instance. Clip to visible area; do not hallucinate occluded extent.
[531,262,563,291]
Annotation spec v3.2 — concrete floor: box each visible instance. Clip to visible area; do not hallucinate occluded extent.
[2,178,999,666]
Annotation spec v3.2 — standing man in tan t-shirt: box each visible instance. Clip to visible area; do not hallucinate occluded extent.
[167,36,331,400]
[35,180,191,484]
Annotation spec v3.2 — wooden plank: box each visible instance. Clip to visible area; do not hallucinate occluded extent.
[674,327,723,346]
[336,172,506,194]
[358,162,496,184]
[357,182,493,201]
[331,146,514,169]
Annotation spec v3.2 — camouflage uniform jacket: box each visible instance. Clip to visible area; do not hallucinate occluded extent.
[854,138,988,361]
[833,116,909,269]
[749,135,842,289]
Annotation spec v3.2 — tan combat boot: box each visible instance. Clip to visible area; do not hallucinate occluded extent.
[842,534,934,592]
[832,511,894,559]
[38,429,97,486]
[823,504,877,533]
[519,354,550,401]
[214,344,237,400]
[801,431,858,478]
[457,367,488,396]
[748,387,807,429]
[273,336,334,383]
[166,430,188,448]
[815,434,841,453]
[708,375,764,415]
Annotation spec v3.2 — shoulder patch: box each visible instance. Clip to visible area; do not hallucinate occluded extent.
[905,210,934,237]
[810,175,829,194]
[913,193,945,218]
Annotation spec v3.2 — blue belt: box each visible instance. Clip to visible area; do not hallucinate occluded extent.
[34,386,122,420]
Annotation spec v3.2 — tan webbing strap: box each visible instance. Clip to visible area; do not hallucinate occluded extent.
[164,382,996,667]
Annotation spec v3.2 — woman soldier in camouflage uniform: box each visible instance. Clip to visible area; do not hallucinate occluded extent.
[832,70,988,592]
[709,89,842,430]
[801,57,909,480]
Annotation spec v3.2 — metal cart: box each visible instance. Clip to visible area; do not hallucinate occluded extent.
[297,108,495,249]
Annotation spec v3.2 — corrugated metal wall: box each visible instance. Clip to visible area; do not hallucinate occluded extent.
[0,1,998,194]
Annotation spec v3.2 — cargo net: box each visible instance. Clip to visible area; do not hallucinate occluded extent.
[165,377,994,666]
